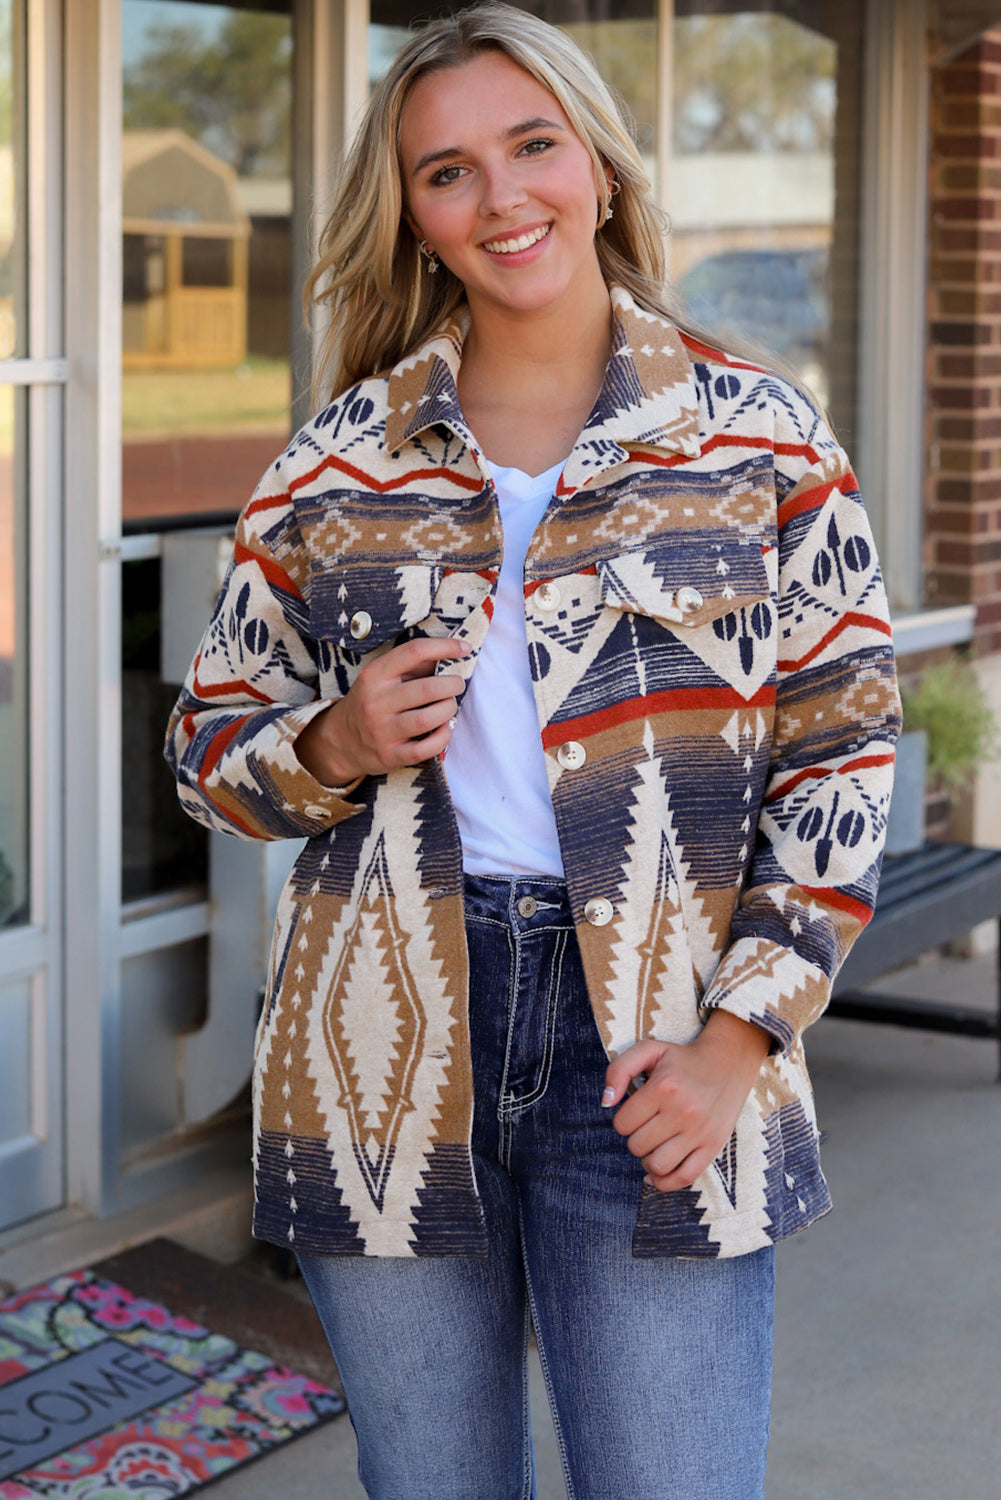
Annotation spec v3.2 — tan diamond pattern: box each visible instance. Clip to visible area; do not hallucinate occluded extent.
[321,833,426,1210]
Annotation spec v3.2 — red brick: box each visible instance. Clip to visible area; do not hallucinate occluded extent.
[936,288,981,316]
[929,383,991,408]
[933,478,975,503]
[930,255,981,284]
[938,287,1001,316]
[925,568,975,602]
[938,444,995,473]
[933,352,978,379]
[936,196,998,221]
[930,319,993,346]
[941,70,993,98]
[935,132,1001,159]
[939,163,986,192]
[934,540,977,567]
[937,101,982,131]
[935,414,1001,443]
[926,505,988,536]
[934,227,982,252]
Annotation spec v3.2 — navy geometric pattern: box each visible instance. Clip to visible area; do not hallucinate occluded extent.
[165,287,900,1258]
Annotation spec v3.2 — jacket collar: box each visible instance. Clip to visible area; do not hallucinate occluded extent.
[383,285,702,486]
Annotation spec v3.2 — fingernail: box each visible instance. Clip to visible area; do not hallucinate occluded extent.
[643,1175,653,1187]
[448,718,457,730]
[601,1086,616,1107]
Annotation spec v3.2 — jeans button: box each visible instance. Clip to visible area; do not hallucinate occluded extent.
[517,895,538,918]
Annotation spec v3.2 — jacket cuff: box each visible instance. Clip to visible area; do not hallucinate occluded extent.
[698,936,830,1057]
[197,699,364,839]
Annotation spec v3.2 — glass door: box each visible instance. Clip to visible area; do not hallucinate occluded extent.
[0,0,65,1229]
[117,0,296,1169]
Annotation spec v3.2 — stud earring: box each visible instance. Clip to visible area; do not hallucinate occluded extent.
[419,240,440,274]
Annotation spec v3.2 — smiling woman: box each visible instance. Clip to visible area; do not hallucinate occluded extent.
[165,5,900,1498]
[398,51,615,473]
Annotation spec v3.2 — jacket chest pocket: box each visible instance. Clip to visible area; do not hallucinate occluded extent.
[311,559,493,648]
[596,537,776,699]
[309,561,444,654]
[309,562,493,707]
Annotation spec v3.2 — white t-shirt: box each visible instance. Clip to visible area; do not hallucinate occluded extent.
[446,458,566,876]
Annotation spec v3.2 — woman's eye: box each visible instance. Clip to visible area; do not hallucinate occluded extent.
[430,163,464,186]
[520,137,556,156]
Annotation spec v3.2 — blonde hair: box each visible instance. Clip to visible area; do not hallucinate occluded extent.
[306,2,689,403]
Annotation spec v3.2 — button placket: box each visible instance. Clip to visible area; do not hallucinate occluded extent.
[556,741,586,770]
[584,897,613,927]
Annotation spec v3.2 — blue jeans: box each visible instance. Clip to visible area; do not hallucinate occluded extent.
[298,874,774,1500]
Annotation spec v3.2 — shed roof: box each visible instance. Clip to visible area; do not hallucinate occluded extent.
[122,130,250,239]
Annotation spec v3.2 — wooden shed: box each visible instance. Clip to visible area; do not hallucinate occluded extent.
[122,130,250,369]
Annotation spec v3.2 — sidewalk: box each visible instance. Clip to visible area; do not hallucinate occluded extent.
[210,952,1001,1499]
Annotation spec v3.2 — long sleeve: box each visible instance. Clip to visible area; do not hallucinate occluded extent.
[164,468,363,843]
[699,412,901,1054]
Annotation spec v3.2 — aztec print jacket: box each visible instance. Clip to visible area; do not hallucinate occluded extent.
[166,285,900,1259]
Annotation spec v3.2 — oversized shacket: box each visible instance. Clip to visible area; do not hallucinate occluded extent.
[166,286,900,1259]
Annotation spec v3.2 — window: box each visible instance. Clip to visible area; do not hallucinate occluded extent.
[120,0,294,904]
[668,1,864,442]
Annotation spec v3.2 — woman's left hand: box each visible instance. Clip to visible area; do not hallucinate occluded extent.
[602,1011,771,1192]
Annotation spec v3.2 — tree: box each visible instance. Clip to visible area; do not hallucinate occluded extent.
[123,12,291,177]
[673,14,836,154]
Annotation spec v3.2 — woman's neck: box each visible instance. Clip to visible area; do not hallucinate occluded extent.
[458,283,614,473]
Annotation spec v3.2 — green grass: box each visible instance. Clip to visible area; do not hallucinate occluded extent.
[0,360,293,456]
[122,358,292,438]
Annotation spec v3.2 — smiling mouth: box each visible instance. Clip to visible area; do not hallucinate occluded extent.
[482,224,552,255]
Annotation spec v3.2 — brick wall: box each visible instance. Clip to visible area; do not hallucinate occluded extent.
[926,29,1001,656]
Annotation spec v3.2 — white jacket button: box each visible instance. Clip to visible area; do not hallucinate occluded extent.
[536,581,561,611]
[349,610,373,641]
[676,585,703,616]
[557,741,586,770]
[584,897,613,926]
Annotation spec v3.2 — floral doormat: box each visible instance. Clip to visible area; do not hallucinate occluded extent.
[0,1269,345,1497]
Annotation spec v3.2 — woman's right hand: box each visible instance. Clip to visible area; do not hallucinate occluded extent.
[293,636,470,787]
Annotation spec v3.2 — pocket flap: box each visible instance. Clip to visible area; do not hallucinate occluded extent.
[598,538,770,628]
[311,562,443,651]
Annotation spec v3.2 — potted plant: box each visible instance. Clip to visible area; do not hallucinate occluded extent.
[887,657,999,853]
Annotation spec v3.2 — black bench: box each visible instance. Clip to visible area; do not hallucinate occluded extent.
[828,841,1001,1079]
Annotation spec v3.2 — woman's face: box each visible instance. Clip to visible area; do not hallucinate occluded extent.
[399,50,609,324]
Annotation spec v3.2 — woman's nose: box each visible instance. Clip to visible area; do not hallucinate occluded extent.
[479,163,527,218]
